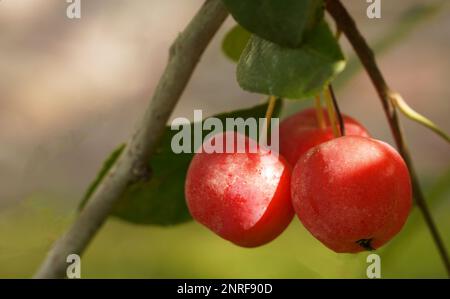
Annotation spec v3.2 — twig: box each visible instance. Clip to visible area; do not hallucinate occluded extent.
[334,1,447,89]
[326,0,450,276]
[33,0,228,279]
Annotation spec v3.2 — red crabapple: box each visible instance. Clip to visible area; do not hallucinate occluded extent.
[291,136,412,253]
[185,132,294,247]
[280,108,370,166]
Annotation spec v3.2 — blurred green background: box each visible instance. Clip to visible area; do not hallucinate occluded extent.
[0,1,449,278]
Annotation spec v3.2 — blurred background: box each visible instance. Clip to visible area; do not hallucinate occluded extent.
[0,0,449,278]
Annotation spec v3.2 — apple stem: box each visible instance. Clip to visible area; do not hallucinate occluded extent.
[261,95,277,145]
[265,95,277,128]
[330,27,346,136]
[328,84,346,136]
[314,95,327,130]
[324,88,340,137]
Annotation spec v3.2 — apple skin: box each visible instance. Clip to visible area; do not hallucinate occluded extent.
[291,136,412,253]
[185,132,294,247]
[280,108,370,166]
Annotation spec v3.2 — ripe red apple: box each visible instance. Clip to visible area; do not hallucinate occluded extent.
[291,136,412,253]
[185,132,294,247]
[280,108,370,166]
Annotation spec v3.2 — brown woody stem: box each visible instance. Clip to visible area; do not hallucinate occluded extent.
[326,0,450,276]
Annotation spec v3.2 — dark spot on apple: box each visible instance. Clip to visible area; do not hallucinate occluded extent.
[356,238,375,251]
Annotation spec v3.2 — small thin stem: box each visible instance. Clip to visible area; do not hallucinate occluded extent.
[330,17,345,136]
[265,95,277,132]
[315,95,326,130]
[324,88,340,137]
[327,0,450,277]
[328,84,345,136]
[389,91,450,143]
[260,96,277,146]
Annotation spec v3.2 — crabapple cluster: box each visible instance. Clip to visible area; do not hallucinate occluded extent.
[185,108,412,252]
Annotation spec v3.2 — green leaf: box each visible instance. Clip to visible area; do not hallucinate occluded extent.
[237,21,346,100]
[222,25,251,62]
[81,99,283,226]
[222,0,324,48]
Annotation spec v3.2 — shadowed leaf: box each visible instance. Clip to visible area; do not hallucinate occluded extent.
[81,99,283,225]
[237,21,345,99]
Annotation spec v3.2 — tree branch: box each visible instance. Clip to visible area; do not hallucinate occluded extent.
[33,0,228,279]
[326,0,450,277]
